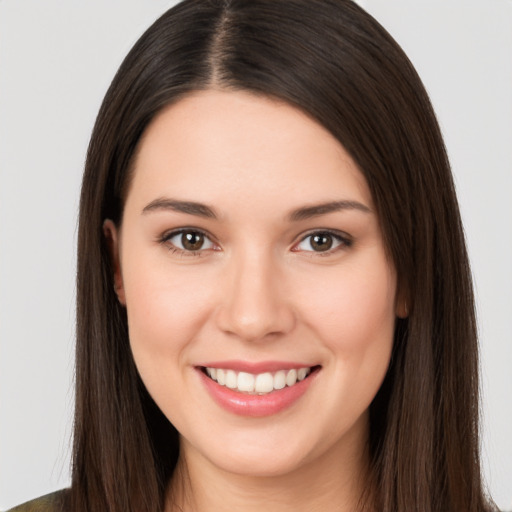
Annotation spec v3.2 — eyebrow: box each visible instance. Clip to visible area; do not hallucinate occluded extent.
[287,200,371,221]
[142,198,218,218]
[141,197,371,221]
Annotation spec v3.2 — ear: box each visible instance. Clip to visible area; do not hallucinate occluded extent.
[395,292,409,319]
[103,219,126,305]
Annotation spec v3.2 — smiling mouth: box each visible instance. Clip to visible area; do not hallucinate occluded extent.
[201,366,320,395]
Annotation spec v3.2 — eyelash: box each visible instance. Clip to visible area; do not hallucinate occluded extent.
[294,229,353,256]
[158,228,353,257]
[159,228,217,258]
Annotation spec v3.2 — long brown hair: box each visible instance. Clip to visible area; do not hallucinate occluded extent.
[71,1,494,511]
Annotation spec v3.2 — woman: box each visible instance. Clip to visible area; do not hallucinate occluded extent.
[8,0,496,511]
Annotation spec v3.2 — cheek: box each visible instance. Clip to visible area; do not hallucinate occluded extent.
[295,253,397,356]
[121,251,217,371]
[295,254,397,430]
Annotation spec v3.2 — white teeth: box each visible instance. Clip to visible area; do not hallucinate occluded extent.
[297,368,308,381]
[237,372,255,392]
[205,366,313,394]
[273,370,286,390]
[225,370,237,389]
[286,369,297,386]
[255,372,274,393]
[216,368,226,385]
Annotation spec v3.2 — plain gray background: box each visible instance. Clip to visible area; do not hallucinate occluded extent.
[1,0,511,510]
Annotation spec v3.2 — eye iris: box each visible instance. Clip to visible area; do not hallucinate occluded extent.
[311,233,333,251]
[182,232,204,251]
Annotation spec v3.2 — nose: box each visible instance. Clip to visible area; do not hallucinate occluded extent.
[215,248,296,342]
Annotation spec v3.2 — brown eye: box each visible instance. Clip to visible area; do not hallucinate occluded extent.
[164,229,215,253]
[181,231,204,251]
[310,233,333,251]
[294,231,351,254]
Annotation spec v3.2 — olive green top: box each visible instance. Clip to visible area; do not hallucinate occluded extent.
[6,490,67,512]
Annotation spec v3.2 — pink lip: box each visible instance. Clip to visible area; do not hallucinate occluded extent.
[197,365,320,417]
[197,360,314,373]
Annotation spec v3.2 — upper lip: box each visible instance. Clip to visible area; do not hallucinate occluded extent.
[196,360,319,374]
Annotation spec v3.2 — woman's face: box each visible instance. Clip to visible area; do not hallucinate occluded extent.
[106,90,400,478]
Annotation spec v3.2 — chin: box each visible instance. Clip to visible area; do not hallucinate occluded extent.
[183,424,327,479]
[211,448,309,478]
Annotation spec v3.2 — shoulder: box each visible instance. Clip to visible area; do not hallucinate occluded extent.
[5,490,69,512]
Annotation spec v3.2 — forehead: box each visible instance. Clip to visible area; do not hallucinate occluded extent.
[127,89,372,214]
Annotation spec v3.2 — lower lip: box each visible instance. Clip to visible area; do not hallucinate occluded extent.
[198,368,318,417]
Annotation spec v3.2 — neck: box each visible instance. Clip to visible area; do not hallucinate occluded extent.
[166,419,374,512]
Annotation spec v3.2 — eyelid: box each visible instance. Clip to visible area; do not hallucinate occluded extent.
[159,227,219,255]
[292,229,353,254]
[157,227,352,256]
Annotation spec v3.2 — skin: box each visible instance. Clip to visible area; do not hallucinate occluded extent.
[105,90,404,512]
